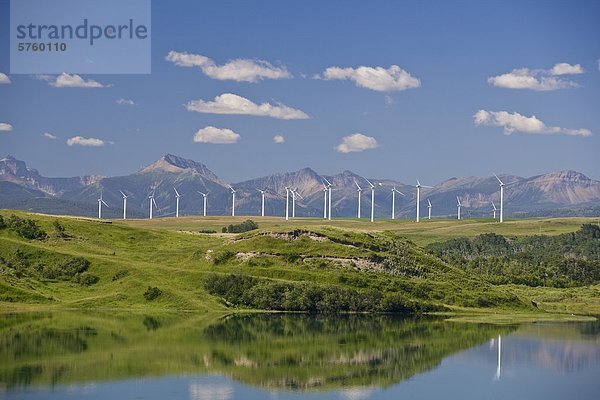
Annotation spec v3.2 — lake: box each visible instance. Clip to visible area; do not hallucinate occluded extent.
[1,313,598,399]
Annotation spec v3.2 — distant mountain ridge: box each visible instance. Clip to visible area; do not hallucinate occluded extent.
[1,154,599,219]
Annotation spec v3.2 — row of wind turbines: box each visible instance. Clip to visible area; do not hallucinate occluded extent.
[97,174,507,223]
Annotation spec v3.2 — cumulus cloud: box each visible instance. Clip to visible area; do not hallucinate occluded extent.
[66,136,112,146]
[474,110,592,137]
[0,72,10,84]
[320,65,421,92]
[488,63,583,91]
[335,133,379,153]
[0,123,13,131]
[273,134,285,144]
[166,51,291,82]
[43,132,57,139]
[116,98,136,106]
[193,126,240,144]
[39,73,106,88]
[185,93,309,120]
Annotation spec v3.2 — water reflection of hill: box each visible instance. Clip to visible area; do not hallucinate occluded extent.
[0,312,512,391]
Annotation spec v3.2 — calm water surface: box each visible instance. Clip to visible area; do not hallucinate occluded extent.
[1,313,598,399]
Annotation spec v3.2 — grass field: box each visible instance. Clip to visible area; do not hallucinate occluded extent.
[1,209,598,318]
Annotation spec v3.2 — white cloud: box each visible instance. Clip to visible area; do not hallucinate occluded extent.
[0,72,10,84]
[0,123,13,131]
[193,126,240,144]
[474,110,592,137]
[116,98,136,106]
[66,136,111,146]
[335,133,379,153]
[273,134,285,144]
[320,65,421,92]
[43,132,57,139]
[550,63,583,75]
[166,51,291,82]
[185,93,309,120]
[41,73,106,88]
[488,63,583,91]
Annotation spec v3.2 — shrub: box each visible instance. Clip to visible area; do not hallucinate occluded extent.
[111,269,129,281]
[223,220,259,234]
[212,250,236,265]
[77,272,100,286]
[6,215,47,240]
[144,286,162,301]
[0,214,5,229]
[198,229,217,234]
[52,220,68,238]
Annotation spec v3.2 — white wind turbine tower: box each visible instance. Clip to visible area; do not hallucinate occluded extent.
[494,174,505,223]
[119,191,128,220]
[391,187,405,220]
[285,187,290,221]
[355,181,362,219]
[229,186,236,217]
[415,180,433,222]
[492,201,497,220]
[364,178,376,223]
[427,199,432,220]
[198,191,208,216]
[256,189,266,217]
[148,193,157,219]
[97,192,108,219]
[322,177,333,220]
[321,183,328,219]
[173,187,182,218]
[456,196,463,220]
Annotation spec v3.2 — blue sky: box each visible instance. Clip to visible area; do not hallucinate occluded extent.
[1,0,599,184]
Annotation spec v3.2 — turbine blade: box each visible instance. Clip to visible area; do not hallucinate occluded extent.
[494,174,504,185]
[101,200,109,207]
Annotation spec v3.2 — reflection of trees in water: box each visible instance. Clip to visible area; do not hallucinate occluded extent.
[0,313,511,391]
[202,314,512,391]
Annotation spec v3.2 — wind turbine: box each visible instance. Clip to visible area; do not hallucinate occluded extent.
[229,186,236,217]
[364,177,376,223]
[285,187,290,221]
[173,187,182,218]
[322,183,328,219]
[492,201,497,220]
[256,189,266,217]
[456,196,462,220]
[149,193,157,219]
[291,188,303,218]
[119,190,128,220]
[198,191,208,216]
[494,174,505,223]
[97,192,108,219]
[427,199,432,220]
[323,177,333,220]
[391,187,405,220]
[415,180,433,222]
[355,181,362,219]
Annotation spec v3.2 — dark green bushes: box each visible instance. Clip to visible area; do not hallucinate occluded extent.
[144,286,162,301]
[4,215,47,240]
[222,220,259,233]
[204,273,442,314]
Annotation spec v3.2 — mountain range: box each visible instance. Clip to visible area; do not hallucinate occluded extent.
[1,154,599,219]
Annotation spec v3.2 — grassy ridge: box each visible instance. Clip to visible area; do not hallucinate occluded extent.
[0,210,598,315]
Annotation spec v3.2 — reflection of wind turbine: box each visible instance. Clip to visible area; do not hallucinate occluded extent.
[391,187,405,220]
[494,335,502,381]
[229,186,236,217]
[257,189,266,217]
[355,181,362,219]
[98,192,108,219]
[415,179,433,222]
[494,174,505,223]
[198,191,207,216]
[119,191,128,220]
[427,199,432,220]
[492,201,497,220]
[149,193,157,219]
[174,187,182,218]
[323,177,332,220]
[364,177,376,223]
[457,196,462,220]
